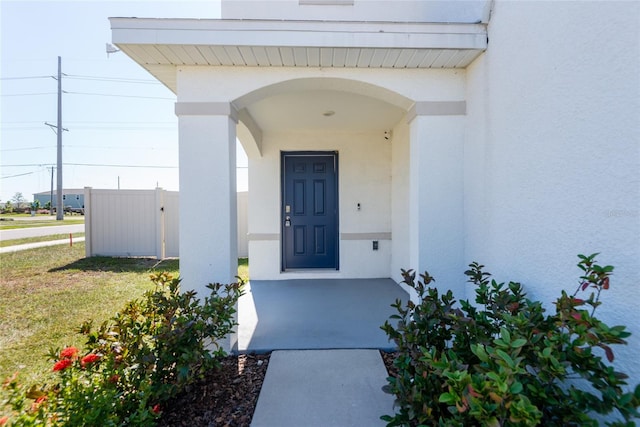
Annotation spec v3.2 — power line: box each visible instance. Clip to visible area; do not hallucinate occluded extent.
[67,163,177,169]
[63,74,160,84]
[0,146,50,152]
[1,74,158,84]
[2,126,175,131]
[2,163,177,169]
[65,126,174,130]
[0,171,36,179]
[3,83,169,100]
[1,92,57,97]
[64,145,174,150]
[1,164,54,167]
[1,127,51,131]
[0,76,53,80]
[1,145,173,152]
[3,121,174,124]
[2,128,49,131]
[2,92,173,100]
[64,91,174,100]
[1,163,247,170]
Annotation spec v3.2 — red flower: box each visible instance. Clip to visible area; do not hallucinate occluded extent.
[53,359,73,372]
[152,404,161,414]
[31,395,48,412]
[80,353,100,367]
[59,346,79,359]
[108,374,120,384]
[0,415,9,426]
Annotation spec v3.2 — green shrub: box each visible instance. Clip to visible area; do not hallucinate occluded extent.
[1,272,244,426]
[381,254,640,426]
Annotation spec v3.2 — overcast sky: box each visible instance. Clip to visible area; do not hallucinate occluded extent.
[1,0,248,204]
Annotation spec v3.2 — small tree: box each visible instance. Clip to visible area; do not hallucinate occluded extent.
[31,199,40,211]
[4,201,13,214]
[11,192,25,210]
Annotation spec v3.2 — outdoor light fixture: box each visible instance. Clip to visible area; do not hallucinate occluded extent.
[106,43,121,57]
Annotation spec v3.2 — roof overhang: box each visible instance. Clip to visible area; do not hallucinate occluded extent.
[110,18,487,93]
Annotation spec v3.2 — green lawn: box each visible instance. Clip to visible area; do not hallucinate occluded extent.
[0,244,248,384]
[0,217,85,230]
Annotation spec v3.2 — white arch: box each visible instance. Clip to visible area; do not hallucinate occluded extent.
[232,77,414,157]
[233,77,414,111]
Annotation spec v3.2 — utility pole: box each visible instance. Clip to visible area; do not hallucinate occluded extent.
[48,167,54,215]
[56,56,63,220]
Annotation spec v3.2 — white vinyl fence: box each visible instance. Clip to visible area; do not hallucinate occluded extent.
[85,188,248,258]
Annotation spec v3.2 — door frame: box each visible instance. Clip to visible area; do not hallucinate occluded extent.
[280,150,339,271]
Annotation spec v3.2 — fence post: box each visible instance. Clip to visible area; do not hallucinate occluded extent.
[84,187,92,257]
[155,188,165,259]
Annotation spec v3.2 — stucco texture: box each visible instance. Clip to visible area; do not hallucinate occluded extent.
[464,0,640,393]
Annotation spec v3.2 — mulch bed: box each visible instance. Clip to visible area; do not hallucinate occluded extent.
[158,354,271,427]
[158,351,399,427]
[381,351,399,379]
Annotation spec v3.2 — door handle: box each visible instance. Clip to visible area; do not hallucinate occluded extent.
[284,216,291,227]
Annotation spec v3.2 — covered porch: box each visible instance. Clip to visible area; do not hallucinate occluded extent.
[110,11,488,352]
[237,278,409,352]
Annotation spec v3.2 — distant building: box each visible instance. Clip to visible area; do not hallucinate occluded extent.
[33,189,84,210]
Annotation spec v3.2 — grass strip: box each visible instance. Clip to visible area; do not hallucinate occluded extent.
[0,218,85,230]
[0,233,86,248]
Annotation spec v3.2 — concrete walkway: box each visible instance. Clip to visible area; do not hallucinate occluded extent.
[251,349,394,427]
[0,237,85,254]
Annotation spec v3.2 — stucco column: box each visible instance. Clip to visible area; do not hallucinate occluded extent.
[175,101,238,294]
[408,101,466,299]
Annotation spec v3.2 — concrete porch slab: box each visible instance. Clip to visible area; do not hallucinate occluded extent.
[237,278,408,352]
[251,349,394,427]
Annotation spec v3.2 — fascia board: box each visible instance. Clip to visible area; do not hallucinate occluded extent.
[110,18,487,50]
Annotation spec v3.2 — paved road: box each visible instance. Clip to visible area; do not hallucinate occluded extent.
[0,224,85,241]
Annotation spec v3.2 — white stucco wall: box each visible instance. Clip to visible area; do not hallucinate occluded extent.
[390,120,410,284]
[176,66,465,108]
[248,130,393,279]
[177,113,238,294]
[221,0,490,24]
[465,0,640,394]
[410,113,466,297]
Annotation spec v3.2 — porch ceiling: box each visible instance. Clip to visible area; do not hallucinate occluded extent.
[247,89,406,132]
[110,18,488,93]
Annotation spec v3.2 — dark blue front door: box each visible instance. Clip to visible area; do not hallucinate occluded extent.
[282,152,338,270]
